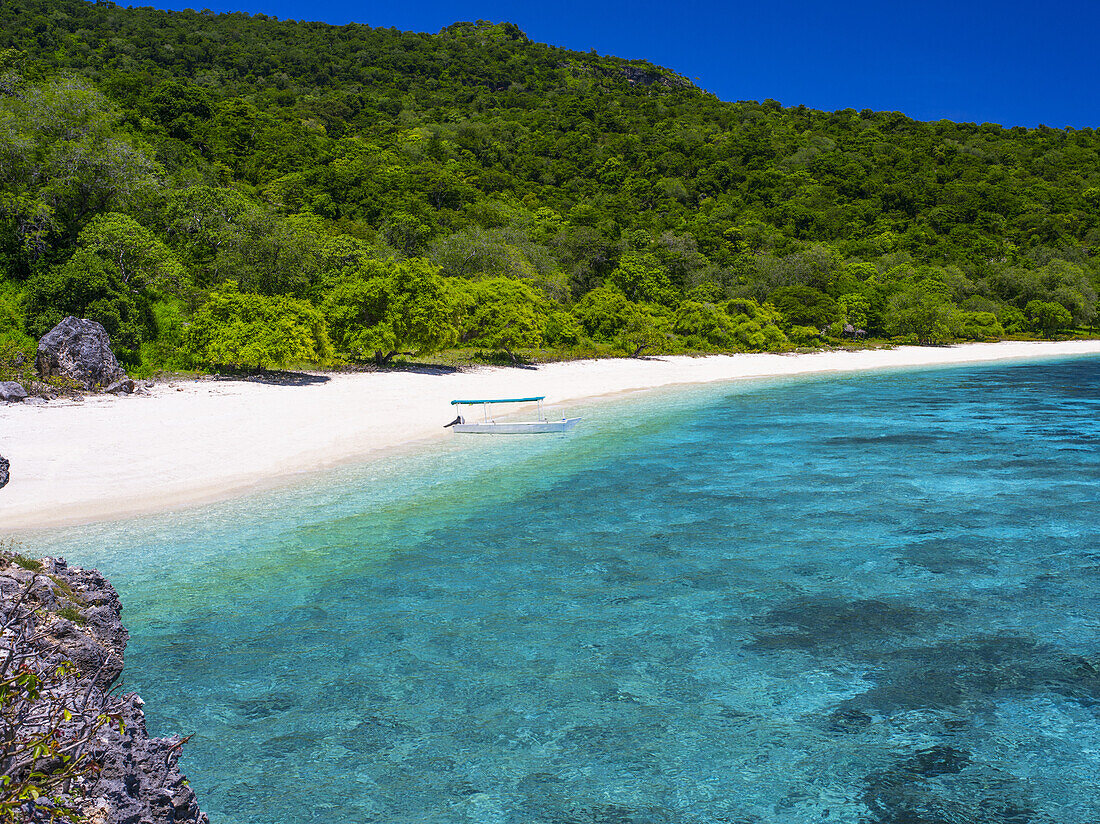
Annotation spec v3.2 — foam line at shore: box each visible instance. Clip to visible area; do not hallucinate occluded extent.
[3,340,1099,531]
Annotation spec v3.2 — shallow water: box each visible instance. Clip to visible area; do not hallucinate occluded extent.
[24,357,1100,823]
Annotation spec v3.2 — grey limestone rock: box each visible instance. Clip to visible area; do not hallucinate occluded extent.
[0,455,8,489]
[619,65,692,89]
[36,316,126,390]
[0,380,27,402]
[105,378,135,395]
[0,555,208,823]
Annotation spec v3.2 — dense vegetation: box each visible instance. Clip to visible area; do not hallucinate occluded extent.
[1,0,1099,372]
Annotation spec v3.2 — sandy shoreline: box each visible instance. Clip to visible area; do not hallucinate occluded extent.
[3,340,1099,531]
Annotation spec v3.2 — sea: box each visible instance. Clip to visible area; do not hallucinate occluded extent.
[21,355,1100,823]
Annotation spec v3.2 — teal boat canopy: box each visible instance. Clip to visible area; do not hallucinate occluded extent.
[451,396,545,405]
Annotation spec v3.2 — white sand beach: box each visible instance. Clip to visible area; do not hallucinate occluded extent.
[3,340,1099,531]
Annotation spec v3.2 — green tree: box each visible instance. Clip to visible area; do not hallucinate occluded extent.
[24,249,155,364]
[617,302,671,357]
[998,304,1028,333]
[673,300,735,348]
[885,283,960,344]
[957,311,1005,341]
[24,214,185,365]
[726,298,789,351]
[572,286,631,342]
[608,251,676,305]
[1025,300,1073,338]
[572,286,633,341]
[767,285,838,329]
[0,76,159,268]
[322,258,458,364]
[837,293,871,331]
[146,79,215,142]
[569,285,671,355]
[184,282,332,368]
[76,212,185,292]
[543,310,585,347]
[381,210,432,256]
[457,277,546,362]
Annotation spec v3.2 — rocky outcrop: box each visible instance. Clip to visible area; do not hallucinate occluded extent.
[0,554,208,823]
[842,323,868,339]
[561,60,696,91]
[36,317,126,390]
[620,64,693,89]
[0,455,8,489]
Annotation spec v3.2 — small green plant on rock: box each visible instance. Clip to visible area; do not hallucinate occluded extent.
[1,560,126,822]
[54,606,84,626]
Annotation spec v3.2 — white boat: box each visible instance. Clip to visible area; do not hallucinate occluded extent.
[445,396,581,434]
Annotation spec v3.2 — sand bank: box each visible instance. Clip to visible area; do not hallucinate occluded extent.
[3,340,1099,531]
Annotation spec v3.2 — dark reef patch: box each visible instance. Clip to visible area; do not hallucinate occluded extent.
[901,539,993,574]
[747,596,939,653]
[837,635,1100,715]
[825,706,874,734]
[821,432,945,448]
[341,713,420,754]
[234,691,297,719]
[860,744,1046,824]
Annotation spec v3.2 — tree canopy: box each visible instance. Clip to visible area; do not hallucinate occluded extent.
[0,0,1098,374]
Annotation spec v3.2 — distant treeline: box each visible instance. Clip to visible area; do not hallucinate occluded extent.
[1,0,1098,371]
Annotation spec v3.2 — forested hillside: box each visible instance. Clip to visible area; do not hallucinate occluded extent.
[2,0,1099,373]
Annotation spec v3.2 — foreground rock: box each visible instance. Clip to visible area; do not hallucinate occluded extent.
[0,553,208,823]
[0,380,27,402]
[105,378,135,395]
[0,455,8,489]
[36,317,126,390]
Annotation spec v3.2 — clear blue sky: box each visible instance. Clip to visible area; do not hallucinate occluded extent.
[151,0,1099,129]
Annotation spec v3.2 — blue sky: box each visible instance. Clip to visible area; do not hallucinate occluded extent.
[151,0,1099,128]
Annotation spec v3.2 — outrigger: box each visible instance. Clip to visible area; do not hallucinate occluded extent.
[444,396,581,434]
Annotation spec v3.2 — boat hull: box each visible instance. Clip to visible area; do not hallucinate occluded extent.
[452,417,581,434]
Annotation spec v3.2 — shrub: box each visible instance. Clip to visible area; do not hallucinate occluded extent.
[786,325,823,346]
[727,299,790,351]
[957,311,1005,341]
[673,301,735,347]
[543,311,584,347]
[184,282,332,369]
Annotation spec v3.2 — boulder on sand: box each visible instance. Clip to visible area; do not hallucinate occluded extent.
[105,378,135,395]
[0,381,27,402]
[110,379,152,395]
[36,317,126,390]
[0,456,8,489]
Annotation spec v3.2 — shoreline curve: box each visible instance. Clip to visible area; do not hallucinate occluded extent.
[3,340,1100,531]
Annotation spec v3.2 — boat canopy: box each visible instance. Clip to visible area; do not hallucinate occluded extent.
[451,396,545,405]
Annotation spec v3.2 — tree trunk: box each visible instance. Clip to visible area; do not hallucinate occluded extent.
[375,350,414,366]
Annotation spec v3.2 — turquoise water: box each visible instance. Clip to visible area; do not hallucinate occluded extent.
[21,357,1100,823]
